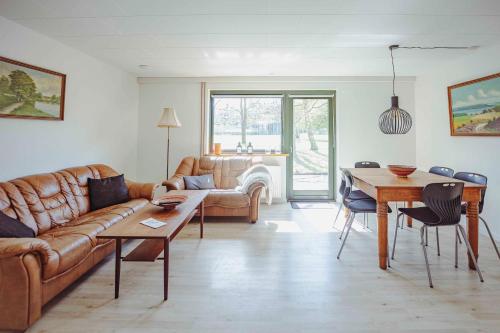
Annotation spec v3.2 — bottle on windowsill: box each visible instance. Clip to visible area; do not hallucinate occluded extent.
[247,142,253,154]
[236,142,242,154]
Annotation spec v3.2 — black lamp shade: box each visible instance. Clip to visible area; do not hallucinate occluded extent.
[378,96,412,134]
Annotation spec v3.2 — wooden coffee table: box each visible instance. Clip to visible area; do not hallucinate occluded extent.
[97,190,209,301]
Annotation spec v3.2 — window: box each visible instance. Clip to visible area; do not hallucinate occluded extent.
[210,93,282,152]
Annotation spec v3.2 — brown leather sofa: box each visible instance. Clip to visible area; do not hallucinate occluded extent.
[0,164,158,331]
[163,156,266,223]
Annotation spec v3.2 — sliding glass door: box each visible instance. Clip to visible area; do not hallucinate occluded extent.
[209,90,335,201]
[285,92,335,200]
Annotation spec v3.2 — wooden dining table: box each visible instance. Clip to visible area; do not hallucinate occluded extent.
[346,168,486,270]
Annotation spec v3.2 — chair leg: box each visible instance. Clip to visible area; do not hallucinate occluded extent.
[337,213,356,259]
[339,209,349,240]
[333,202,344,228]
[420,226,433,288]
[392,213,402,260]
[457,229,462,244]
[457,224,484,283]
[436,227,440,256]
[401,202,406,229]
[479,216,500,260]
[387,243,391,268]
[455,226,458,268]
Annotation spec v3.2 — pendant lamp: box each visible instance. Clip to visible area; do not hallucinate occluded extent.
[378,45,412,134]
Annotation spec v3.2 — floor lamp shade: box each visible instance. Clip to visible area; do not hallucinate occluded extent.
[157,107,181,128]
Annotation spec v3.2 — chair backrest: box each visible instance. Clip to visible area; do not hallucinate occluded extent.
[341,169,354,205]
[422,182,464,225]
[355,161,380,168]
[429,166,454,178]
[453,172,487,213]
[338,178,346,196]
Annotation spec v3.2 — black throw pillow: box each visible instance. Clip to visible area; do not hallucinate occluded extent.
[0,211,35,238]
[88,174,130,211]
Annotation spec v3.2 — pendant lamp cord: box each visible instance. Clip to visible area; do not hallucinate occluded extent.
[390,46,396,96]
[388,44,474,97]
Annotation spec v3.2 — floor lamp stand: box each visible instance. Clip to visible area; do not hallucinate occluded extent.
[166,127,170,179]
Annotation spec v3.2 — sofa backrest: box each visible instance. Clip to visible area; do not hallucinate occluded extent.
[0,164,118,235]
[179,156,253,190]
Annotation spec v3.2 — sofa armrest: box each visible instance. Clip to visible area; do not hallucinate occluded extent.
[162,175,186,191]
[246,181,266,223]
[126,181,159,200]
[0,238,55,263]
[246,181,266,197]
[0,239,47,330]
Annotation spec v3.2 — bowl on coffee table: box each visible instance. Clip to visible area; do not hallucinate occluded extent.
[151,194,188,211]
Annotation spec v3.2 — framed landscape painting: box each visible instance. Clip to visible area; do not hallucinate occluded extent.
[0,56,66,120]
[448,72,500,136]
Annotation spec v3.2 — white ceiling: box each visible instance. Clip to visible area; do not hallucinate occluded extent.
[1,0,500,77]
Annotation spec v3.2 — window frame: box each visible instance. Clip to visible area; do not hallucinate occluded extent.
[209,90,285,153]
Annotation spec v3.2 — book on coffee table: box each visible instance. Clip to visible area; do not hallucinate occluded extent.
[140,218,167,229]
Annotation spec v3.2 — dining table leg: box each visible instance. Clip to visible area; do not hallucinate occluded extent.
[377,201,389,270]
[406,201,413,227]
[466,200,480,270]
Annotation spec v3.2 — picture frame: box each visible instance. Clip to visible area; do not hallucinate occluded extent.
[0,56,66,121]
[447,72,500,136]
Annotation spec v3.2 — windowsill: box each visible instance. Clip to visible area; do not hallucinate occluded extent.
[204,153,289,157]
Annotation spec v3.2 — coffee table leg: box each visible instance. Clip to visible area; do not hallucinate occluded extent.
[200,201,204,239]
[115,238,121,299]
[164,237,169,301]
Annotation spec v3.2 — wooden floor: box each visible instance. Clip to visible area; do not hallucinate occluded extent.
[23,203,500,332]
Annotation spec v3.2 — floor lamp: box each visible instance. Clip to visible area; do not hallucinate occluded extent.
[157,107,182,179]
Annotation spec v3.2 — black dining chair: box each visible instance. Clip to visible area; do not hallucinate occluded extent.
[454,172,499,260]
[391,182,483,288]
[354,161,381,228]
[425,166,456,254]
[354,161,380,168]
[333,172,372,238]
[337,169,392,261]
[429,166,454,178]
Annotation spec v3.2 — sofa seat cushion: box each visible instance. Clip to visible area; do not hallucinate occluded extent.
[38,231,93,280]
[205,189,250,209]
[68,199,148,228]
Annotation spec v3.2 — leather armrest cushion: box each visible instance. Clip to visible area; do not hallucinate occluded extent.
[162,175,186,191]
[246,181,266,197]
[0,238,55,265]
[126,181,159,200]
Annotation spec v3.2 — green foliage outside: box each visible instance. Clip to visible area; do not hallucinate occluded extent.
[293,99,328,151]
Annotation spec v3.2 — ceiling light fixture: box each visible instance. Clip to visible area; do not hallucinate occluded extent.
[378,44,477,135]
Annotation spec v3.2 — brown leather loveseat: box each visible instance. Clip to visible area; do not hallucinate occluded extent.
[163,156,266,223]
[0,164,158,331]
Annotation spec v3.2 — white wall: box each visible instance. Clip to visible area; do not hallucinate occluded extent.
[137,77,416,193]
[415,45,500,239]
[0,16,139,180]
